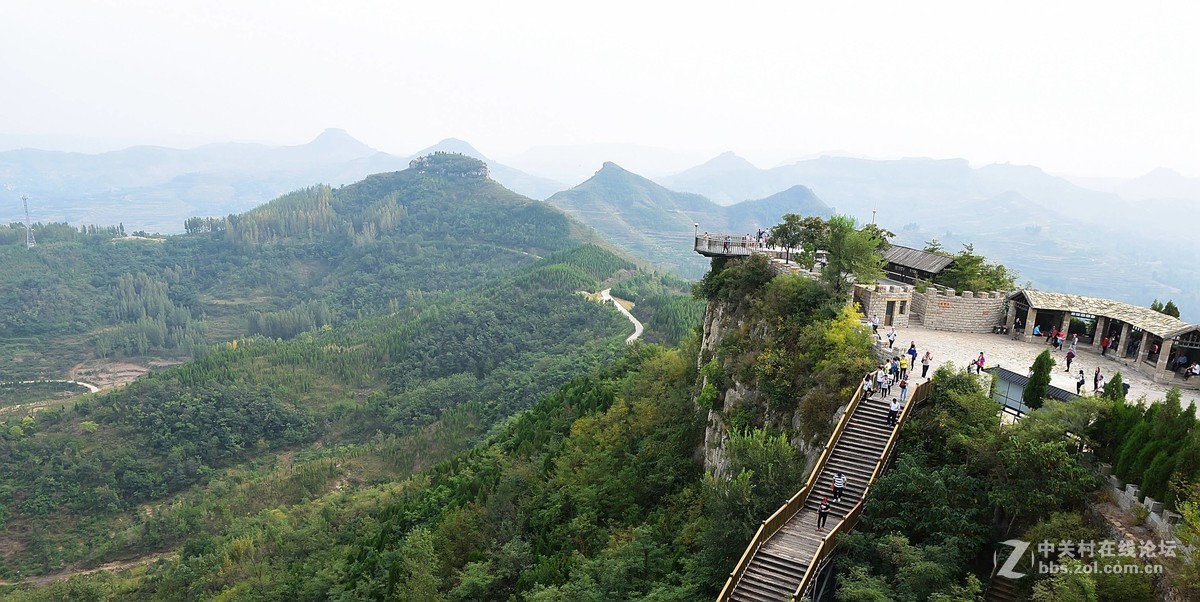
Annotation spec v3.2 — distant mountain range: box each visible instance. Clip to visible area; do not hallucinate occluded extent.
[547,162,830,278]
[0,130,563,233]
[1065,167,1200,204]
[3,131,1196,319]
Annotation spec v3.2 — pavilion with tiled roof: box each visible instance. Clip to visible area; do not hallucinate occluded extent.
[1006,289,1200,384]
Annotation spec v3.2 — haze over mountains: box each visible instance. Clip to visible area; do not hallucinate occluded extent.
[547,162,830,278]
[3,131,1197,319]
[0,130,562,233]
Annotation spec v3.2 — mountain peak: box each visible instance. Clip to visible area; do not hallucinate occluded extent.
[586,161,641,184]
[702,151,757,172]
[300,128,376,158]
[415,138,487,161]
[1139,167,1184,180]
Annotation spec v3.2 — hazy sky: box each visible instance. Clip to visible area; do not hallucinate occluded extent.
[2,1,1196,177]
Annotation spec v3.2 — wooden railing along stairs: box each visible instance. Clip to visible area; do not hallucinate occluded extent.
[717,378,934,602]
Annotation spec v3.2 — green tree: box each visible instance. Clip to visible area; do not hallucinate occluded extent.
[1024,350,1055,410]
[770,213,805,264]
[858,223,894,253]
[935,244,1017,292]
[821,215,884,295]
[1164,300,1181,318]
[1030,559,1097,601]
[394,527,445,602]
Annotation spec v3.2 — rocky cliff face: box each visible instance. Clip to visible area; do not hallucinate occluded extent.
[696,296,823,478]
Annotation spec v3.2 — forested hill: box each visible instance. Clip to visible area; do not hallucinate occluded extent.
[0,153,705,589]
[0,153,615,381]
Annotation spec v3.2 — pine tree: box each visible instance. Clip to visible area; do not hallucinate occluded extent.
[1024,349,1055,409]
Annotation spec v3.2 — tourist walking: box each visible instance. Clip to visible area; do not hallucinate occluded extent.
[1094,367,1104,393]
[1065,346,1076,372]
[831,472,846,502]
[899,378,909,403]
[921,350,933,378]
[863,372,875,398]
[886,397,898,426]
[875,366,888,396]
[1101,336,1111,356]
[899,355,909,379]
[1076,370,1086,394]
[907,343,918,370]
[816,497,830,531]
[887,326,897,349]
[975,352,986,374]
[871,315,880,336]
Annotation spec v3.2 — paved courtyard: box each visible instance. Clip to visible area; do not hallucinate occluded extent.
[875,325,1200,410]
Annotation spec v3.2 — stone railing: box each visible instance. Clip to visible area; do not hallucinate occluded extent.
[1101,463,1182,541]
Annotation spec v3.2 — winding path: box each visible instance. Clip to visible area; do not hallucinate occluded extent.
[0,379,100,393]
[600,288,644,344]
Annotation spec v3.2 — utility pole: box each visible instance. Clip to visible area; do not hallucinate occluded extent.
[22,195,36,248]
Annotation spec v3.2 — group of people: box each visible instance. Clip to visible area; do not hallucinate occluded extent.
[717,229,774,253]
[1028,324,1126,395]
[1032,324,1079,352]
[864,343,932,404]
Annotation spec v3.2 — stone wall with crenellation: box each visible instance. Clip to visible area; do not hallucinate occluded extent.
[911,287,1008,333]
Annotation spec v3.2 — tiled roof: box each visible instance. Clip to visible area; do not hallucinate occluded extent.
[883,244,955,274]
[1009,290,1197,339]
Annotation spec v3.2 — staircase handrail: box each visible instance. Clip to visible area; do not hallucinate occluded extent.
[790,379,935,600]
[716,377,869,601]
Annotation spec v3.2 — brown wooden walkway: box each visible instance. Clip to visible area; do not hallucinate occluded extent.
[718,379,933,602]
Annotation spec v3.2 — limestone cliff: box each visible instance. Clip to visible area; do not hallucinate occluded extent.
[696,295,821,478]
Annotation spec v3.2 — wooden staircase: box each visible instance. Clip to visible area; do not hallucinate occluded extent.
[718,380,932,602]
[984,574,1022,602]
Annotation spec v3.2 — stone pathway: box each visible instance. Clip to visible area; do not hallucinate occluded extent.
[875,325,1200,410]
